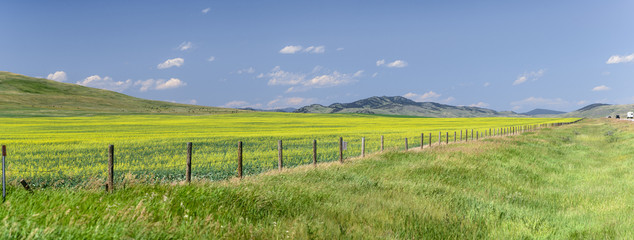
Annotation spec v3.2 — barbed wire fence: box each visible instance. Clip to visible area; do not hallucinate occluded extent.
[0,120,581,194]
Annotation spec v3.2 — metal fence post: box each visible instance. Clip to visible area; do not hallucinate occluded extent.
[186,142,192,183]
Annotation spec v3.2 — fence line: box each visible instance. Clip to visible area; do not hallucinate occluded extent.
[0,119,582,192]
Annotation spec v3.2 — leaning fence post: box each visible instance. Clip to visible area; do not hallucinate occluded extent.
[186,142,192,183]
[2,145,5,201]
[108,145,114,193]
[313,139,317,165]
[339,137,344,163]
[278,140,283,171]
[19,179,32,193]
[361,137,365,157]
[238,141,243,179]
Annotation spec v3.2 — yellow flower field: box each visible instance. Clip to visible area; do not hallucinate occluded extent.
[0,112,579,187]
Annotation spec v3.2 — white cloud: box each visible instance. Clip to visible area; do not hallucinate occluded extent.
[371,72,378,78]
[76,75,132,92]
[513,69,545,85]
[592,85,610,91]
[510,96,568,111]
[260,66,305,85]
[279,45,325,54]
[606,53,634,64]
[303,45,325,54]
[202,8,210,14]
[377,59,407,68]
[178,41,192,51]
[207,56,215,62]
[386,60,408,68]
[134,78,186,92]
[577,100,588,105]
[188,99,197,105]
[267,96,315,108]
[260,66,360,92]
[441,97,456,104]
[237,67,255,74]
[222,101,250,108]
[470,102,489,108]
[403,91,442,102]
[46,71,67,82]
[157,58,184,69]
[279,45,303,54]
[336,47,344,51]
[483,82,490,87]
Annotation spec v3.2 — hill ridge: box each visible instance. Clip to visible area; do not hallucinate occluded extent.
[295,96,519,117]
[0,71,244,117]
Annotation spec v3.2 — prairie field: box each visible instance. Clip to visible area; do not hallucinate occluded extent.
[0,112,576,187]
[0,118,632,239]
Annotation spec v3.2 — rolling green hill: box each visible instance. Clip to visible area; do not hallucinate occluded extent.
[0,71,245,116]
[295,96,523,117]
[562,103,634,118]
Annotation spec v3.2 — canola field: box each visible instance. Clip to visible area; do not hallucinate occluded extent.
[0,112,579,187]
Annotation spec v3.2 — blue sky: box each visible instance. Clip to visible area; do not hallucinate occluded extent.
[1,1,633,112]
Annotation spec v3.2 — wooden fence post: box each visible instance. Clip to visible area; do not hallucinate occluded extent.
[476,131,479,140]
[439,132,442,145]
[108,145,114,193]
[278,140,283,171]
[2,145,5,201]
[238,141,243,179]
[471,129,474,140]
[446,132,449,144]
[313,140,317,166]
[380,135,384,152]
[405,138,408,150]
[460,130,463,141]
[186,142,192,183]
[361,137,365,157]
[429,133,432,147]
[454,131,456,143]
[339,137,343,163]
[421,133,424,149]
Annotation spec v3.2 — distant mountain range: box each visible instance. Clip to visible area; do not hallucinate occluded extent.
[239,107,297,113]
[292,96,634,118]
[3,71,631,118]
[563,103,634,118]
[521,109,566,115]
[294,96,521,117]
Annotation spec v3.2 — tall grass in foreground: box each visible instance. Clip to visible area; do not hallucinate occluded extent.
[0,119,632,239]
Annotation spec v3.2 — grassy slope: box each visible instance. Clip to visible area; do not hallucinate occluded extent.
[0,71,244,116]
[1,119,633,239]
[563,104,634,118]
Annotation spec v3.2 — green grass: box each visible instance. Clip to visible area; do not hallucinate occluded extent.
[0,119,631,238]
[0,112,574,187]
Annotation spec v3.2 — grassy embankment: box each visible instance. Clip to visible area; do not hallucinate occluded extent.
[0,119,633,238]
